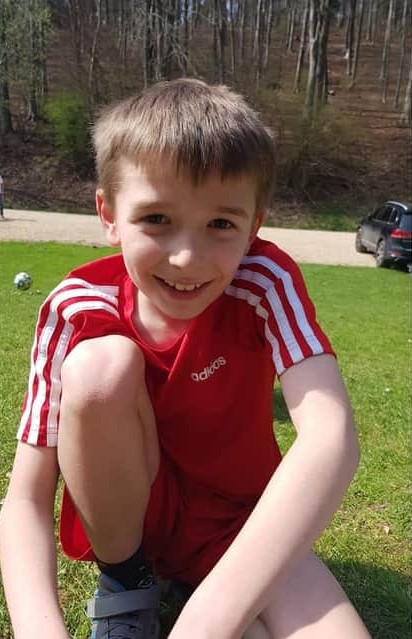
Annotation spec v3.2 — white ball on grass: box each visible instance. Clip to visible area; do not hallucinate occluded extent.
[13,272,32,290]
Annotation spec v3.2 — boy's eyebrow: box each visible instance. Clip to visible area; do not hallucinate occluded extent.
[216,206,249,218]
[132,200,172,212]
[132,202,250,218]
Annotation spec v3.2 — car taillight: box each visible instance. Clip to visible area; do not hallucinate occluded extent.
[390,229,412,239]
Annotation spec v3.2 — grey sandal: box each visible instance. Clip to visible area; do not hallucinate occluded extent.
[87,573,159,639]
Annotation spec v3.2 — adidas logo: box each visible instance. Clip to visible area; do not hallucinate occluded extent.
[191,356,227,382]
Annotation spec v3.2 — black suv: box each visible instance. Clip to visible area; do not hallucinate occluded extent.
[355,201,412,270]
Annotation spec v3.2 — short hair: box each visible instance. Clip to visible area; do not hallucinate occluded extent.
[93,78,276,209]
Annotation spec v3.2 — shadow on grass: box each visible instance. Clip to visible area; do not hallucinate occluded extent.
[158,562,410,639]
[325,560,411,639]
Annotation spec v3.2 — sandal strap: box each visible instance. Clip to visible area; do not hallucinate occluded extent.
[87,585,159,619]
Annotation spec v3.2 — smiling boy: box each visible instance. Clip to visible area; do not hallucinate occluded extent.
[0,79,371,639]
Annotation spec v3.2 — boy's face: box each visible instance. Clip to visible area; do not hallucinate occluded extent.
[97,157,264,339]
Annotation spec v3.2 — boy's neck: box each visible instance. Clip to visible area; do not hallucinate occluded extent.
[133,291,190,348]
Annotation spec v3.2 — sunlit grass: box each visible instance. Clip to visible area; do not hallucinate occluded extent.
[0,242,410,638]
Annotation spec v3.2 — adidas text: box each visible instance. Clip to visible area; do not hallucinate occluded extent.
[191,356,227,382]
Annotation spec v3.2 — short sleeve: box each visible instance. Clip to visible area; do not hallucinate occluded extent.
[17,277,132,446]
[232,240,334,376]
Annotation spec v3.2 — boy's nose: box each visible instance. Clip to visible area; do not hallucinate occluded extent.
[168,235,201,268]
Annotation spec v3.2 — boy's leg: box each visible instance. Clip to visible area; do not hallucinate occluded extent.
[258,550,371,638]
[58,334,160,563]
[58,335,160,637]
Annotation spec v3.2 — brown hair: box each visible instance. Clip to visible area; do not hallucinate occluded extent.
[93,78,276,208]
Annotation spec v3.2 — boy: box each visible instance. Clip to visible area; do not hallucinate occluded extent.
[0,79,371,639]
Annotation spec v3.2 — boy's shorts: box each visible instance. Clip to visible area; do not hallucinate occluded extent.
[60,452,255,586]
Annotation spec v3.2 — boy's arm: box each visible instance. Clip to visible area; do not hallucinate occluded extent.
[0,442,71,639]
[169,353,360,639]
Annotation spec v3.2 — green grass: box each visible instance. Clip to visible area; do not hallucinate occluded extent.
[0,242,411,638]
[265,202,364,232]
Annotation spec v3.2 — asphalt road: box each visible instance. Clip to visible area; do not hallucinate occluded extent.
[0,208,376,267]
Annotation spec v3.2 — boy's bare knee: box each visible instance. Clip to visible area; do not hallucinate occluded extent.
[61,335,145,413]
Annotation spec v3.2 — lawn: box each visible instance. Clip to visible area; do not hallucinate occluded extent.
[0,242,410,639]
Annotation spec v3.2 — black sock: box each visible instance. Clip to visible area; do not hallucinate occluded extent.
[96,546,154,590]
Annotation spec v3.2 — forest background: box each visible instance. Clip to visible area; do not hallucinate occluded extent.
[0,0,411,228]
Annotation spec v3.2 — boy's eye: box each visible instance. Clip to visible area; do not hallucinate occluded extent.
[142,213,168,224]
[209,218,235,230]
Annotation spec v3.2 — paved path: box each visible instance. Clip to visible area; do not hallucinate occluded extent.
[0,208,375,267]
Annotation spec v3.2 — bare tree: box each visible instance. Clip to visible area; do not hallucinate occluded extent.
[286,0,297,53]
[305,0,332,121]
[67,0,85,86]
[394,0,408,107]
[345,0,356,76]
[228,0,236,83]
[349,0,365,88]
[238,0,248,68]
[213,0,227,83]
[380,0,395,103]
[0,0,13,134]
[88,0,102,98]
[252,0,265,85]
[365,0,377,43]
[294,0,310,93]
[263,0,275,71]
[401,48,411,125]
[143,0,155,86]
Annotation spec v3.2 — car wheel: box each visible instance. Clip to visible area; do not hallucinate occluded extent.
[355,229,367,253]
[375,240,389,268]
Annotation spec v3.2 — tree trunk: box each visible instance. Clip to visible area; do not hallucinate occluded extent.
[349,0,365,88]
[229,0,236,83]
[294,0,309,93]
[263,0,275,71]
[238,0,247,67]
[0,0,13,134]
[286,1,297,53]
[213,0,226,83]
[182,0,189,73]
[68,0,84,86]
[305,0,332,121]
[401,49,412,125]
[380,0,395,103]
[253,0,265,85]
[88,0,102,99]
[365,0,377,43]
[394,0,408,107]
[143,0,155,86]
[345,0,356,76]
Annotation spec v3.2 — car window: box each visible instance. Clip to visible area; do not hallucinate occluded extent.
[399,214,412,231]
[380,207,393,223]
[372,206,386,221]
[388,208,398,224]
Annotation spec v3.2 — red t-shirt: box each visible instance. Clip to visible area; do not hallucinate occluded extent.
[17,237,334,562]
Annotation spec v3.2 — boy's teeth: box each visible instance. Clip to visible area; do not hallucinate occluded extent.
[164,280,201,291]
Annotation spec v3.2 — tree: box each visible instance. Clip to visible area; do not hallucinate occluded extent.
[394,0,409,107]
[294,0,310,93]
[305,0,332,121]
[344,0,355,77]
[0,0,13,134]
[349,0,366,88]
[401,48,412,125]
[380,0,395,104]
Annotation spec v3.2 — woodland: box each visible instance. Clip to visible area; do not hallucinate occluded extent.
[0,0,411,220]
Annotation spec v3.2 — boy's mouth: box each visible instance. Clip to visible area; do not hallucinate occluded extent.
[162,279,204,292]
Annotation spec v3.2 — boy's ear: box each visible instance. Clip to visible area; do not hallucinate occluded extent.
[96,189,120,246]
[248,208,265,247]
